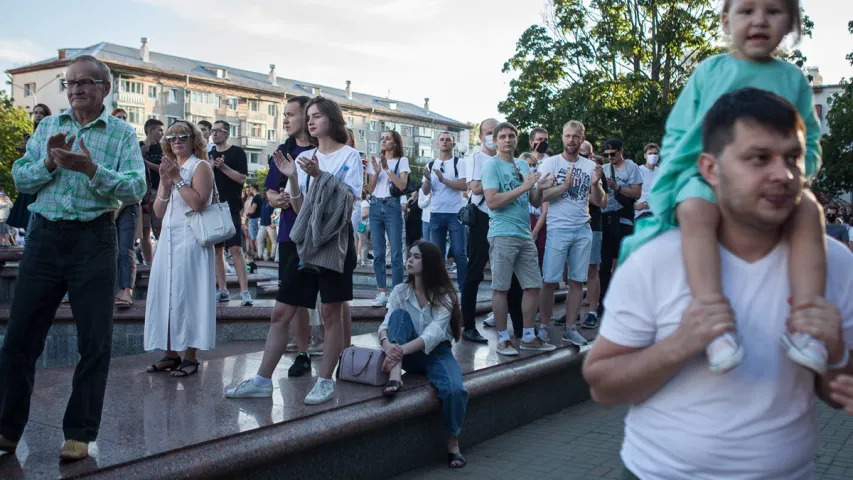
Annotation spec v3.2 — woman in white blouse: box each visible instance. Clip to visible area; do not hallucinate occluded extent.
[377,240,468,469]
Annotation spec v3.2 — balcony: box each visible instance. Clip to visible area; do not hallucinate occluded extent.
[246,110,269,123]
[118,92,145,106]
[241,137,268,149]
[186,102,216,117]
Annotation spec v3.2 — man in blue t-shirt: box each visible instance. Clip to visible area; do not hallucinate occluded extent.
[481,122,556,356]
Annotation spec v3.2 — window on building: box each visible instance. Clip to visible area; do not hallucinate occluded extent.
[228,97,238,110]
[230,124,241,137]
[404,147,414,158]
[267,129,276,142]
[358,129,366,141]
[249,123,264,138]
[347,116,354,128]
[120,80,143,94]
[167,116,179,126]
[215,96,222,108]
[401,125,413,137]
[169,89,179,104]
[385,122,397,132]
[148,114,159,120]
[148,86,157,99]
[216,69,227,79]
[419,146,434,159]
[268,104,276,116]
[369,141,378,154]
[418,126,433,138]
[189,115,213,125]
[248,99,259,112]
[369,120,377,132]
[248,152,260,164]
[23,83,35,97]
[125,107,144,125]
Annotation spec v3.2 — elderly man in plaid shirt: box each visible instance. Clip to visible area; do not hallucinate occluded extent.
[0,55,146,461]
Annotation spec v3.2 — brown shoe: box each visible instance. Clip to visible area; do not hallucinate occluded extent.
[59,440,88,461]
[0,434,17,454]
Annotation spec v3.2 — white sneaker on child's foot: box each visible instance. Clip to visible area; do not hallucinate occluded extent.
[781,332,828,374]
[706,333,744,373]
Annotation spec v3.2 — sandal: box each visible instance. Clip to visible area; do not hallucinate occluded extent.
[171,359,200,377]
[447,452,466,469]
[115,298,133,308]
[147,355,181,373]
[382,380,403,397]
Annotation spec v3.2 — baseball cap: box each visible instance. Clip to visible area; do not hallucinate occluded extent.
[603,138,623,152]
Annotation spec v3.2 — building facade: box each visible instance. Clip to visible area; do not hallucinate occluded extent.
[7,39,470,176]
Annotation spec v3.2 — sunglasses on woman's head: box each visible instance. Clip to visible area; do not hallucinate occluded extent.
[512,164,523,182]
[166,134,190,143]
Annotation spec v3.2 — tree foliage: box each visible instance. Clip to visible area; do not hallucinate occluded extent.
[0,92,32,199]
[811,20,853,199]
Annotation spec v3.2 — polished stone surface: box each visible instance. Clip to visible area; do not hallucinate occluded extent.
[0,305,594,479]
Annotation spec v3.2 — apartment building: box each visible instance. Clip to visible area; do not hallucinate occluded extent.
[7,39,470,176]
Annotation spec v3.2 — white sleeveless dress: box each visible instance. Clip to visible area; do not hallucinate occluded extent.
[144,155,216,352]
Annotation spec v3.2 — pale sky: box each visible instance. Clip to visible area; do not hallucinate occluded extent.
[1,0,851,124]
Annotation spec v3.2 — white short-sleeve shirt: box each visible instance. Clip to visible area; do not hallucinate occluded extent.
[601,229,853,480]
[426,156,467,214]
[366,157,410,199]
[465,151,493,214]
[290,146,363,199]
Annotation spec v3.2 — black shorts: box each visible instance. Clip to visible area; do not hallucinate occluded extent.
[277,223,356,307]
[215,211,244,249]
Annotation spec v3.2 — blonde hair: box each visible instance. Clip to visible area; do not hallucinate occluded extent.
[562,120,585,136]
[161,120,209,160]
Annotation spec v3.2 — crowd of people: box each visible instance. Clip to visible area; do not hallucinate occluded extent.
[6,1,853,477]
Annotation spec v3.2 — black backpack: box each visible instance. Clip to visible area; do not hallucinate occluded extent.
[428,157,460,179]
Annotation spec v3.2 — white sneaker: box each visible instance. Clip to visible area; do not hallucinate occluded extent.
[496,340,518,356]
[537,326,550,343]
[781,332,828,374]
[308,341,324,355]
[224,379,273,398]
[372,293,389,307]
[304,378,335,405]
[241,291,254,306]
[483,313,496,328]
[520,338,557,352]
[706,332,744,373]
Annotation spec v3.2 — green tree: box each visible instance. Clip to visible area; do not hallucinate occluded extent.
[811,21,853,199]
[0,93,32,199]
[253,167,269,190]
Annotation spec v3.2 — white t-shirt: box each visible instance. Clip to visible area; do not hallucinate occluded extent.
[366,157,411,199]
[291,145,363,199]
[537,155,597,230]
[601,230,853,480]
[426,156,466,214]
[465,151,493,214]
[418,188,431,224]
[635,164,660,218]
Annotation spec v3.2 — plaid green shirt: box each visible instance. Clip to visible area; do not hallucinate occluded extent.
[13,107,147,221]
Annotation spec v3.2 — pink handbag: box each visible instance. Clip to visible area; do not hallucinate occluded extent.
[337,346,390,386]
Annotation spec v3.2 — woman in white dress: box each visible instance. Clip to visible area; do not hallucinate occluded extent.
[144,121,216,377]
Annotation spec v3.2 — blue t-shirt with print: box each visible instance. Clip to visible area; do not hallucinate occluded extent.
[481,156,532,239]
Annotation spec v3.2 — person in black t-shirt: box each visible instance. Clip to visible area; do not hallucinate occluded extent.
[209,120,253,306]
[139,118,165,263]
[583,144,604,325]
[247,184,263,260]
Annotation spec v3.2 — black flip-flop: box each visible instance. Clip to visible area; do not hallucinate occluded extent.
[171,359,200,377]
[383,380,403,397]
[147,355,181,373]
[448,452,466,468]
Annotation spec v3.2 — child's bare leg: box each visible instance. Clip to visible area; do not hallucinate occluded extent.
[786,190,826,305]
[677,198,723,301]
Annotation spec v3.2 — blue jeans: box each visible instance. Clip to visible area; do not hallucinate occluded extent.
[430,213,467,287]
[370,197,404,290]
[115,205,139,290]
[422,220,432,245]
[387,309,468,437]
[248,218,260,241]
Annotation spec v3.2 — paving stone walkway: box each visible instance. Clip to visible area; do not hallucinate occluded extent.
[397,399,853,479]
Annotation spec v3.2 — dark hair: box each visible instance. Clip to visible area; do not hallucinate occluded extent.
[406,241,461,341]
[530,127,548,139]
[382,130,404,158]
[304,96,349,145]
[723,0,803,40]
[644,143,660,153]
[287,95,310,110]
[494,121,518,138]
[214,120,231,132]
[144,118,163,134]
[346,128,356,148]
[197,120,212,130]
[33,103,51,117]
[701,88,805,157]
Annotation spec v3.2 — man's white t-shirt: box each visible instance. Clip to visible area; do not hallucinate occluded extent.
[537,155,597,230]
[635,164,660,218]
[465,151,493,214]
[426,156,466,214]
[366,157,410,199]
[601,230,853,480]
[291,146,363,199]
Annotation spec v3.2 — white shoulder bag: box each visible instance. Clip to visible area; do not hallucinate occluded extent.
[185,176,236,247]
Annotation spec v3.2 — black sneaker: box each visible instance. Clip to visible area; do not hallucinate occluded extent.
[288,352,311,377]
[462,328,488,344]
[582,313,599,329]
[555,315,567,326]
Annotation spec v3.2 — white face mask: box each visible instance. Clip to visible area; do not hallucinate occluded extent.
[646,154,659,165]
[484,134,496,150]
